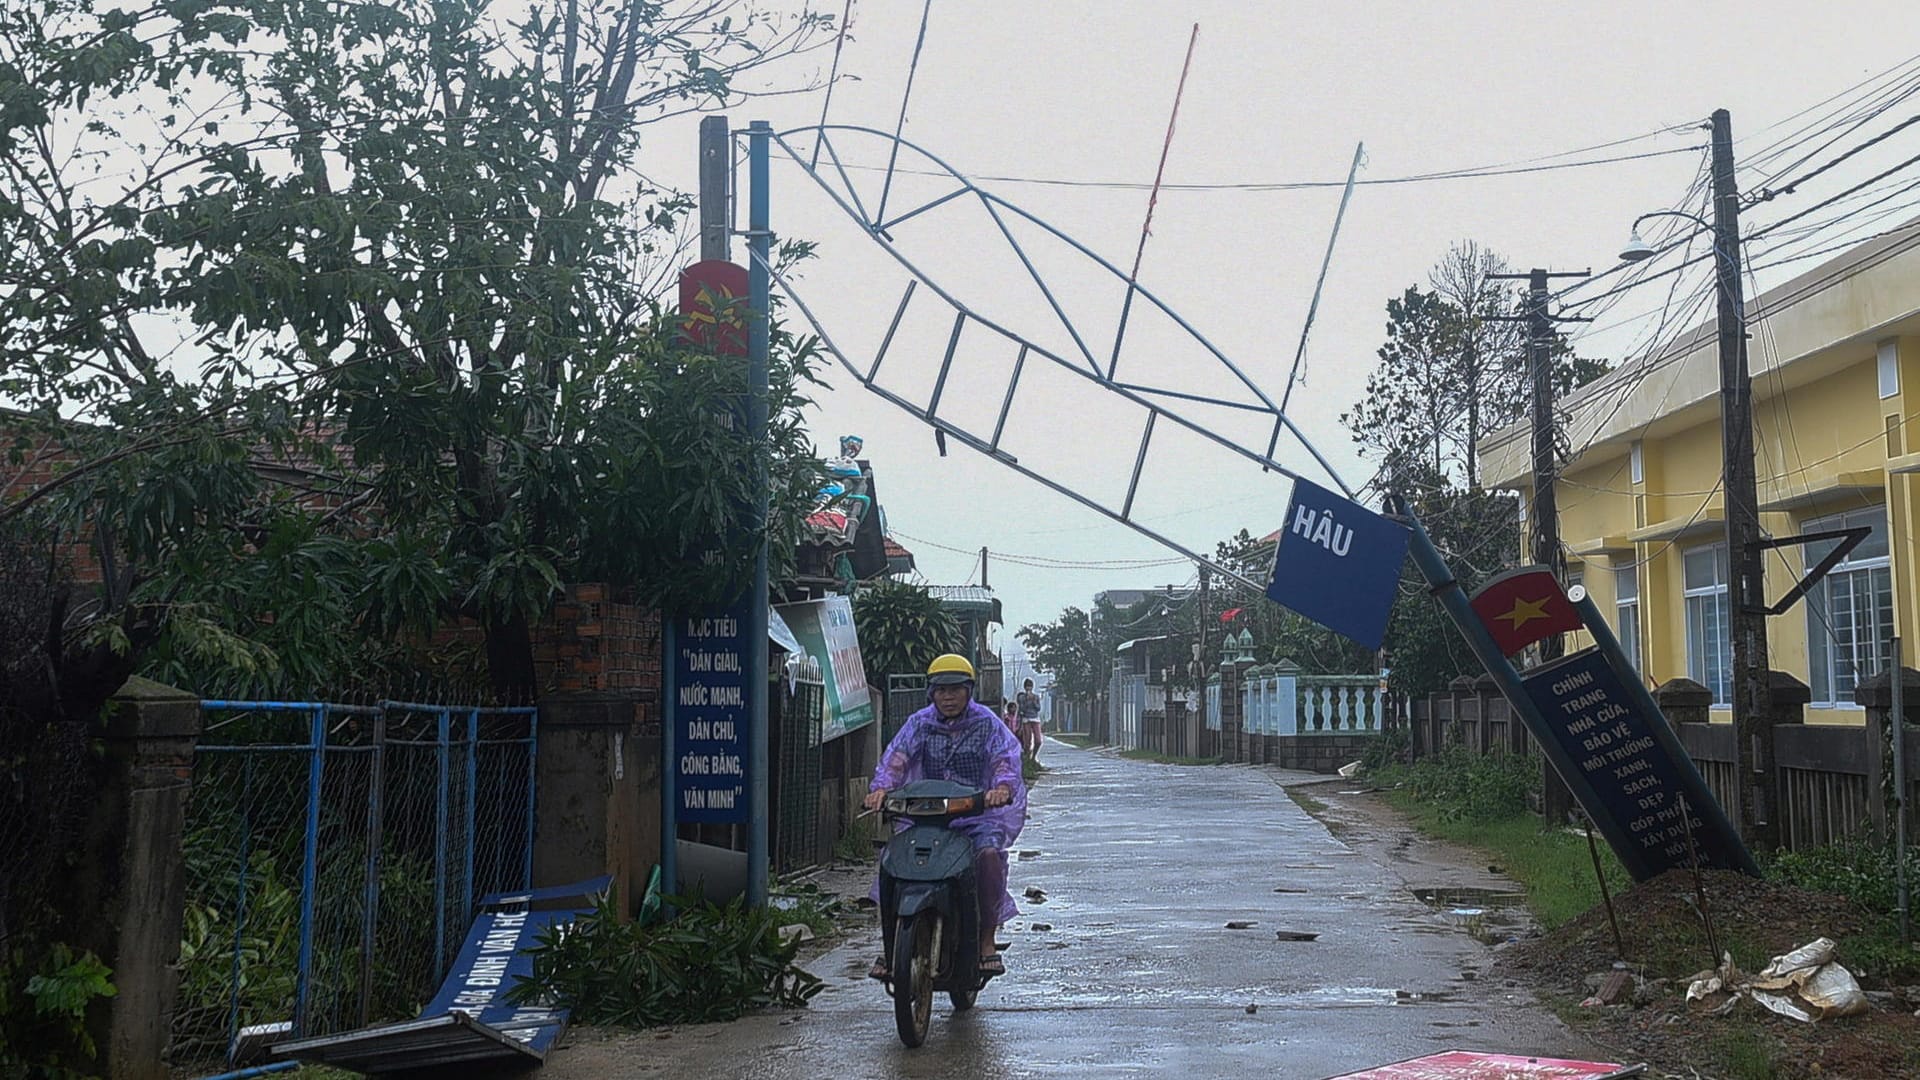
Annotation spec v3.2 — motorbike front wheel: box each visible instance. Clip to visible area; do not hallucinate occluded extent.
[893,913,937,1047]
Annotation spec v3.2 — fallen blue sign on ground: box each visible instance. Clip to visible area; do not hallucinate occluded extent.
[1521,646,1755,881]
[273,876,609,1072]
[1265,478,1409,651]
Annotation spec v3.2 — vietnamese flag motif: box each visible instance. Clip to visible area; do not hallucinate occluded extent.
[1469,565,1582,656]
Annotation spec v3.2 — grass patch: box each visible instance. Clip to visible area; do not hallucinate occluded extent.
[1052,732,1096,748]
[1118,748,1221,766]
[1022,756,1047,783]
[1376,788,1632,930]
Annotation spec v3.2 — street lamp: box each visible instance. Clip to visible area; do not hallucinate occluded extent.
[1616,209,1716,266]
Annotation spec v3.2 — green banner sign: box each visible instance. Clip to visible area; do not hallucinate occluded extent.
[775,596,874,743]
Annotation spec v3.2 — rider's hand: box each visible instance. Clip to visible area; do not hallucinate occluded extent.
[864,788,887,812]
[985,784,1012,808]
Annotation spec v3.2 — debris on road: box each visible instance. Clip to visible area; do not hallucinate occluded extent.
[1244,1003,1258,1014]
[1030,922,1053,931]
[778,923,816,944]
[1024,885,1048,902]
[1684,938,1869,1022]
[1274,930,1319,941]
[1225,920,1256,930]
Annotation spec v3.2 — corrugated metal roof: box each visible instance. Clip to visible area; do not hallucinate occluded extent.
[926,584,995,603]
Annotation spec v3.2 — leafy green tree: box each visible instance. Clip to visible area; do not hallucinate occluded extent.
[1343,242,1606,489]
[0,0,839,697]
[851,580,960,684]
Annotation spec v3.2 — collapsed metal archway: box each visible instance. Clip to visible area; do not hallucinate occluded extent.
[750,124,1359,591]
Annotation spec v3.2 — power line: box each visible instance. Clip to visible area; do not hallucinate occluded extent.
[826,144,1704,193]
[887,528,1189,570]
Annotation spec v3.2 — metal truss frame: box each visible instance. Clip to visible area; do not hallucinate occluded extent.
[754,124,1359,592]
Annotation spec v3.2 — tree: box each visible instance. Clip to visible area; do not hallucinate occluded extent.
[0,1,839,698]
[1340,243,1608,700]
[852,580,959,684]
[1343,242,1606,490]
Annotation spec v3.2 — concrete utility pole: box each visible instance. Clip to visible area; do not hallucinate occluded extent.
[1197,562,1211,744]
[1493,265,1588,825]
[699,115,730,261]
[1711,107,1777,850]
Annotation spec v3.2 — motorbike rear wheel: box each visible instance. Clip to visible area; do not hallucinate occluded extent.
[893,914,936,1047]
[948,984,977,1011]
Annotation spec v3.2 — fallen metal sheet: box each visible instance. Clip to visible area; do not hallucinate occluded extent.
[273,874,610,1074]
[1323,1050,1646,1080]
[271,1011,544,1072]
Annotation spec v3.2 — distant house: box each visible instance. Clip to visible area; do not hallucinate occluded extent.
[925,584,1004,703]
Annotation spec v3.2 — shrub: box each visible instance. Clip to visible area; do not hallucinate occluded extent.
[1769,834,1920,917]
[505,891,823,1027]
[1376,746,1538,823]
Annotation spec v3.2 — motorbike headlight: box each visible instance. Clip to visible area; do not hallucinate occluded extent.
[884,796,909,814]
[943,796,979,813]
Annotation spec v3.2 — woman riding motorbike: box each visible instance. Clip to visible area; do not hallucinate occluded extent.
[864,653,1026,977]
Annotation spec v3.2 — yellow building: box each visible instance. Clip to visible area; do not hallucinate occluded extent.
[1481,222,1920,724]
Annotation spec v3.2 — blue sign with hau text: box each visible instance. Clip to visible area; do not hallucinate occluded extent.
[1265,478,1409,650]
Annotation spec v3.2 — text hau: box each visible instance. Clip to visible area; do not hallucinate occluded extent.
[1264,477,1409,651]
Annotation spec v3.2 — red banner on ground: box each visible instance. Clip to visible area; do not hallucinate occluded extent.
[1324,1050,1638,1079]
[1468,565,1581,657]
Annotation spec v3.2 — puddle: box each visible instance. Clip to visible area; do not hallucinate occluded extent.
[1410,886,1533,945]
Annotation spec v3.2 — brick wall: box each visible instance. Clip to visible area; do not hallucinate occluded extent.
[533,583,663,695]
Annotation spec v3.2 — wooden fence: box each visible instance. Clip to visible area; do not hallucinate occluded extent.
[1413,672,1920,852]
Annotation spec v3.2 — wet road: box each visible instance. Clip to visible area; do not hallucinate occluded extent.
[554,740,1598,1079]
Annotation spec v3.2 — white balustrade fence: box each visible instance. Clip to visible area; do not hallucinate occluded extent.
[1238,672,1383,735]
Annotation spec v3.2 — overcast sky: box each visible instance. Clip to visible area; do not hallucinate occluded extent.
[644,1,1919,651]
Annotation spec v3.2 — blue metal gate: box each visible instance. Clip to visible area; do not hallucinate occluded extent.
[173,700,537,1066]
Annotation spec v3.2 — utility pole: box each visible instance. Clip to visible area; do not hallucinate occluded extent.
[1196,562,1211,754]
[1711,107,1776,850]
[1494,265,1588,826]
[745,120,773,905]
[980,546,989,589]
[699,115,730,261]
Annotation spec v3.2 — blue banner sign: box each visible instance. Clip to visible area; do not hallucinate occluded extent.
[1265,478,1409,650]
[672,603,752,824]
[421,907,578,1053]
[1521,647,1751,881]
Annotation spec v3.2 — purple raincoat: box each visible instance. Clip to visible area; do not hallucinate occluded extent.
[870,698,1027,924]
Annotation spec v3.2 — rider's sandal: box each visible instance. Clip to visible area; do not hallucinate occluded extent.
[977,953,1006,977]
[868,957,889,980]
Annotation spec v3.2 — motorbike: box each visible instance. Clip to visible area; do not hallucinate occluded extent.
[871,778,1000,1047]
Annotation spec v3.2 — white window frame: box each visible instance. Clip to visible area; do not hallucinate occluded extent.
[1806,507,1893,708]
[1615,563,1641,673]
[1629,441,1645,485]
[1879,339,1900,400]
[1683,542,1731,706]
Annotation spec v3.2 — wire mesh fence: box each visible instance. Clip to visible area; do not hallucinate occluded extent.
[171,700,537,1070]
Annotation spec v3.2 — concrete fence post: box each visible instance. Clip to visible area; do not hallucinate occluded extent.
[66,677,201,1079]
[1855,666,1920,840]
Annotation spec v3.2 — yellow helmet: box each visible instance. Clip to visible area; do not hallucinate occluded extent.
[926,653,976,687]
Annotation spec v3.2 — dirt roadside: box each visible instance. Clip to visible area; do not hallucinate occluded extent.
[1282,777,1920,1080]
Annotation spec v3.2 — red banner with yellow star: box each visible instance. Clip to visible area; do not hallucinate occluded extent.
[1468,565,1581,656]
